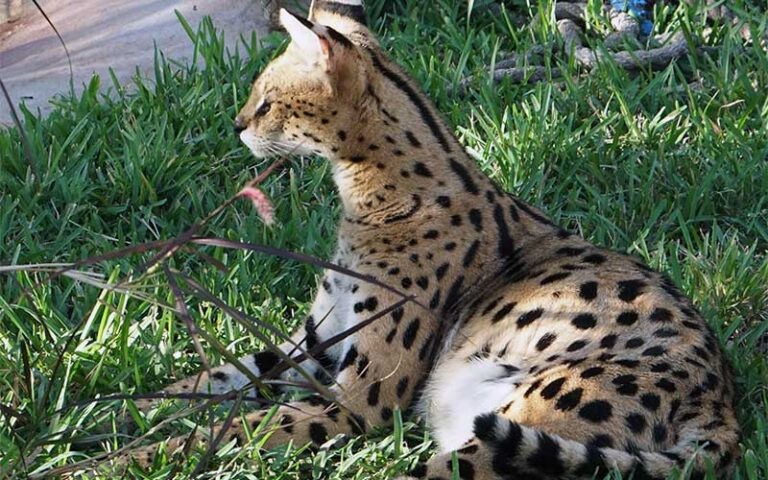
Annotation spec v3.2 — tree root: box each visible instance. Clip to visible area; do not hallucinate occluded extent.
[457,0,763,91]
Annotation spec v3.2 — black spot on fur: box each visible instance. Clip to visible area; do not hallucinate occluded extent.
[600,334,618,349]
[557,247,585,256]
[579,400,613,423]
[385,328,397,343]
[279,414,295,434]
[309,423,328,444]
[579,282,598,301]
[517,308,544,328]
[492,302,517,323]
[381,407,393,422]
[589,434,614,448]
[643,346,667,357]
[703,373,719,391]
[403,318,421,349]
[405,130,422,147]
[536,333,557,351]
[626,413,647,433]
[655,378,677,392]
[524,379,543,398]
[654,327,679,338]
[354,296,378,313]
[456,459,476,480]
[617,311,639,325]
[414,162,433,177]
[613,374,639,396]
[653,424,668,443]
[436,263,450,280]
[540,378,566,399]
[429,289,441,309]
[367,381,381,406]
[583,254,607,264]
[459,444,480,455]
[458,240,481,269]
[668,399,681,423]
[567,340,588,352]
[581,366,604,378]
[468,209,483,232]
[555,388,583,411]
[419,332,435,361]
[615,358,640,369]
[650,362,670,372]
[572,313,597,330]
[649,308,674,322]
[356,354,370,378]
[682,320,702,330]
[617,279,645,302]
[449,158,479,194]
[339,345,359,371]
[396,377,409,398]
[392,307,404,324]
[640,393,661,411]
[442,276,465,314]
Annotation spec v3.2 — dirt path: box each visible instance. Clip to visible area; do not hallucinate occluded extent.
[0,0,272,125]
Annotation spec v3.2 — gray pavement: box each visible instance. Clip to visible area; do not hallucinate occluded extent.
[0,0,274,125]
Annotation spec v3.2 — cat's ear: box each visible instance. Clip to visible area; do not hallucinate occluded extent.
[280,8,352,72]
[280,9,326,63]
[308,0,371,39]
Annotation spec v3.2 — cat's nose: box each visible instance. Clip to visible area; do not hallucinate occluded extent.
[234,116,247,133]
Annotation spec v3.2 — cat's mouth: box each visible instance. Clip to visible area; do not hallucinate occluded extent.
[240,131,313,159]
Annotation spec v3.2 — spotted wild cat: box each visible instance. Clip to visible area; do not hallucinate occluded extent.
[110,2,740,478]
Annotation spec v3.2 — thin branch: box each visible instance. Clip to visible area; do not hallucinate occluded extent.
[164,264,211,377]
[0,77,38,182]
[191,237,428,310]
[128,151,292,284]
[189,394,242,477]
[29,0,73,82]
[177,271,338,398]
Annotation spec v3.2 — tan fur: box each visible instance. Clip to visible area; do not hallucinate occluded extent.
[105,4,740,478]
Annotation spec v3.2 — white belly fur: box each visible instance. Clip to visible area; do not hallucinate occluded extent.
[420,355,524,452]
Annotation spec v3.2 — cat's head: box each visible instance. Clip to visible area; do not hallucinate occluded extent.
[236,5,374,159]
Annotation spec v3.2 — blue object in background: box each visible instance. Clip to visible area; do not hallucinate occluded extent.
[611,0,654,35]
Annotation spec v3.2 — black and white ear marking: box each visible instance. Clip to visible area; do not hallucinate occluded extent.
[309,0,367,26]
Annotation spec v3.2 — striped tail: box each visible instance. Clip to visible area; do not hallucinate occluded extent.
[473,413,739,479]
[309,0,369,37]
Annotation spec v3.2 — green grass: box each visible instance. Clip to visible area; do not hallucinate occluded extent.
[1,0,766,478]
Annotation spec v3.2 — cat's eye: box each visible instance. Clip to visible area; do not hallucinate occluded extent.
[255,101,272,117]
